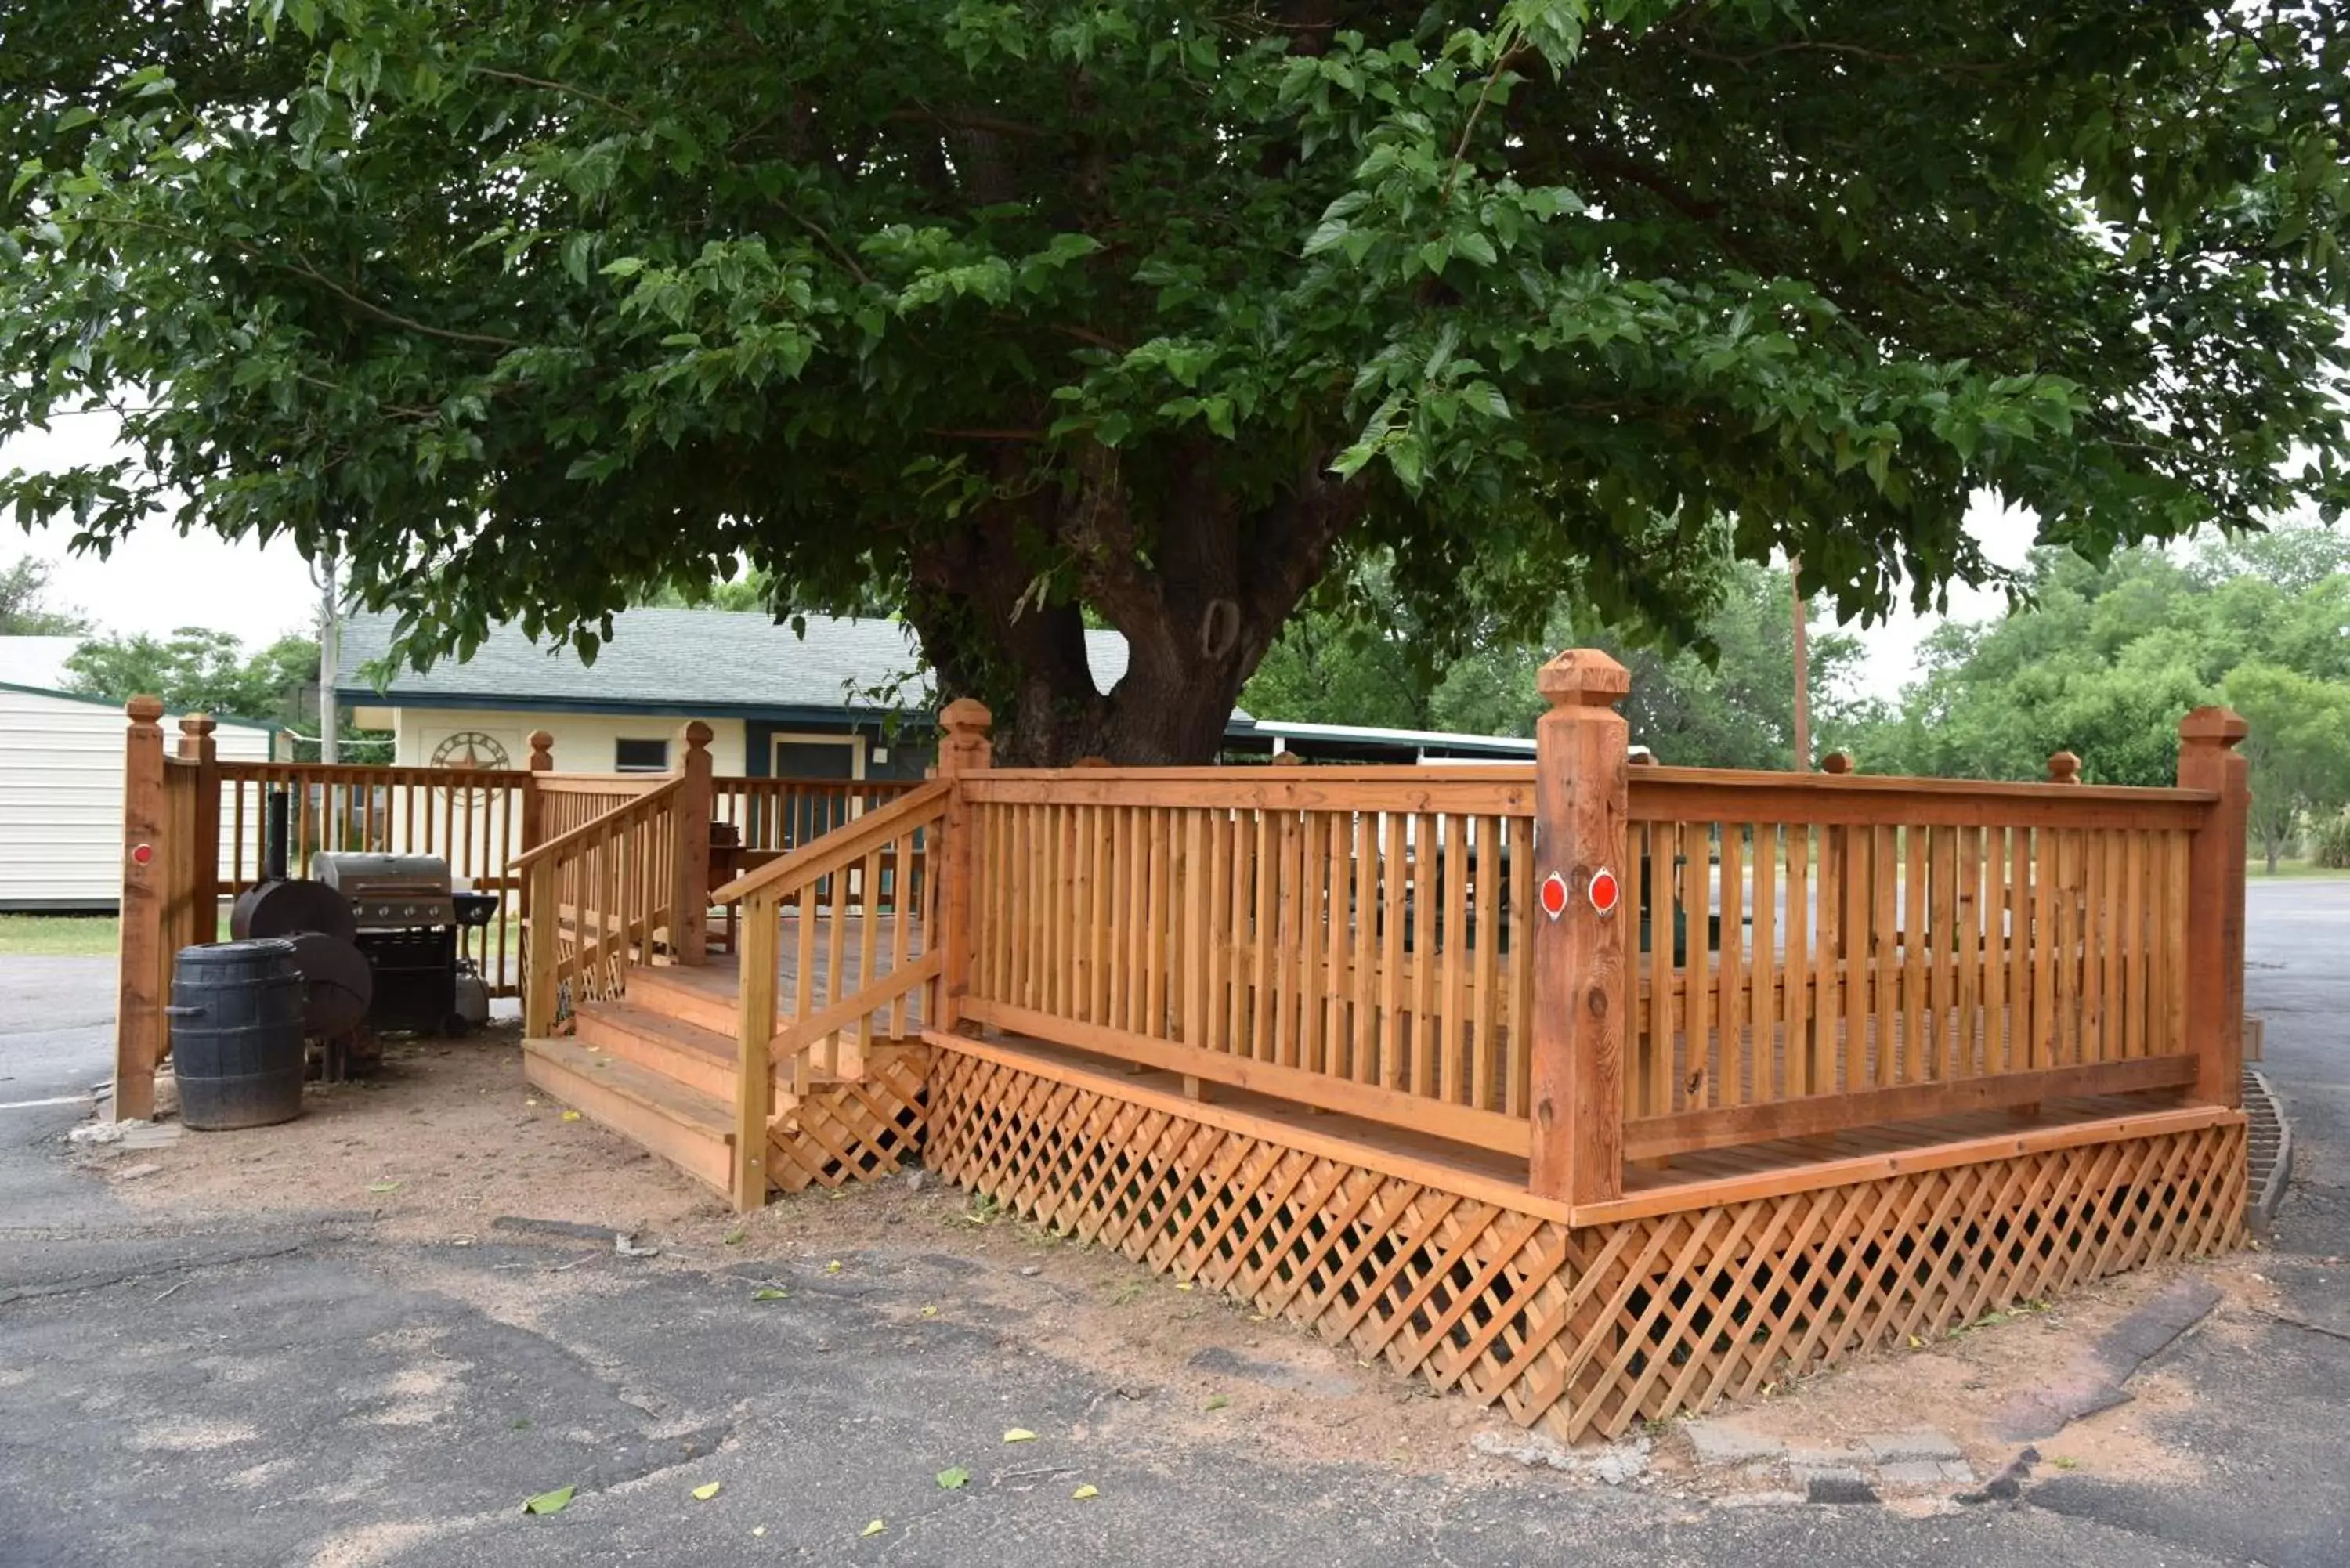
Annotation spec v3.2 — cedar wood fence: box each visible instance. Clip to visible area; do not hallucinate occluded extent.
[116,647,2250,1213]
[566,652,2248,1212]
[112,710,915,1119]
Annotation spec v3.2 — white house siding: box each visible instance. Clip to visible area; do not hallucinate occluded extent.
[0,686,273,910]
[368,707,750,778]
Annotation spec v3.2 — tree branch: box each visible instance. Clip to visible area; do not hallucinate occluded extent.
[471,67,645,125]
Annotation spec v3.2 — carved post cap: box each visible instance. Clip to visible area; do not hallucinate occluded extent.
[2048,750,2082,785]
[526,731,555,769]
[1535,649,1630,707]
[682,719,714,750]
[940,697,993,735]
[178,714,217,737]
[2178,706,2249,747]
[126,695,166,724]
[1820,751,1856,775]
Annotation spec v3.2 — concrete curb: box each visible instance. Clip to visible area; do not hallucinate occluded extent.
[2243,1067,2294,1232]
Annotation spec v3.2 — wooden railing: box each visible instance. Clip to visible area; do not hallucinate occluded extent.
[1617,770,2207,1159]
[960,769,1541,1158]
[518,777,687,1037]
[537,773,671,841]
[220,760,532,994]
[927,664,2249,1210]
[715,781,950,1208]
[712,776,922,854]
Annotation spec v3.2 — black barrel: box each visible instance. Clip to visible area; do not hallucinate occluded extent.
[166,939,307,1130]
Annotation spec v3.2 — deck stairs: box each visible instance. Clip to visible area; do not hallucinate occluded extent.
[526,957,929,1201]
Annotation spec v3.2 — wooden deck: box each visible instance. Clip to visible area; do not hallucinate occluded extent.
[614,912,932,1035]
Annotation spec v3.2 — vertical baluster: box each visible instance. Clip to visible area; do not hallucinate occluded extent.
[1717,822,1744,1106]
[1470,813,1501,1112]
[1748,822,1779,1104]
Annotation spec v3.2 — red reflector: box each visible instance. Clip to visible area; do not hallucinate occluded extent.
[131,843,154,866]
[1540,871,1569,920]
[1589,868,1621,916]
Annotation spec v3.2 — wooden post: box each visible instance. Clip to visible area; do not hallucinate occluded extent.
[519,731,558,1033]
[671,720,714,966]
[1529,650,1629,1206]
[525,856,559,1039]
[2178,706,2248,1108]
[732,890,779,1211]
[519,730,555,852]
[178,716,221,942]
[935,698,994,1035]
[2048,751,2082,786]
[115,697,168,1122]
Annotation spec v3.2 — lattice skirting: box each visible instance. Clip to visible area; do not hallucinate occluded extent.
[923,1046,2246,1442]
[767,1046,931,1195]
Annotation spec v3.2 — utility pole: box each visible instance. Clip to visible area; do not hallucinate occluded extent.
[312,552,341,764]
[1790,557,1810,771]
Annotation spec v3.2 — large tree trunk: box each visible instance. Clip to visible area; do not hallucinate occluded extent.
[905,440,1360,765]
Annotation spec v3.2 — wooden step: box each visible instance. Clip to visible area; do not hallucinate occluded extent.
[522,1035,736,1198]
[624,964,739,1035]
[574,999,737,1101]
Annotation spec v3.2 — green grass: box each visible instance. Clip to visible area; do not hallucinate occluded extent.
[0,912,237,957]
[2247,858,2350,879]
[0,914,122,956]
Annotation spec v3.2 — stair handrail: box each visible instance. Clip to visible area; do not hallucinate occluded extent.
[521,777,689,1037]
[513,775,685,873]
[710,779,949,903]
[727,780,951,1211]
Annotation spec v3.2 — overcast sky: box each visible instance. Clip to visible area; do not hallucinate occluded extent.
[2,417,2041,703]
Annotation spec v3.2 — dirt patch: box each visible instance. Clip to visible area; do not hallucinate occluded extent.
[93,1033,2262,1491]
[96,1028,729,1243]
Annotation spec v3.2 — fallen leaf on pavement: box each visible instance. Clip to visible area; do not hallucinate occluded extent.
[1003,1428,1038,1443]
[1072,1484,1099,1501]
[692,1482,721,1500]
[522,1485,575,1516]
[560,1110,582,1122]
[752,1287,789,1301]
[937,1465,971,1490]
[367,1180,401,1194]
[862,1519,886,1537]
[1204,1395,1230,1412]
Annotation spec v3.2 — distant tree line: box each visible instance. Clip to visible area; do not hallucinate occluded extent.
[1242,526,2350,873]
[1848,529,2350,872]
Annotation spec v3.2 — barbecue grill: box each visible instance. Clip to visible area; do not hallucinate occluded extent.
[313,854,499,1035]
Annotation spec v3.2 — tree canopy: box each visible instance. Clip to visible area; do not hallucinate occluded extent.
[1247,555,1859,766]
[0,555,88,635]
[4,2,2346,761]
[1851,529,2350,869]
[66,623,315,720]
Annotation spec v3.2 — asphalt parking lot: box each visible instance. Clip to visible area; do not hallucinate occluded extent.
[2,882,2344,1568]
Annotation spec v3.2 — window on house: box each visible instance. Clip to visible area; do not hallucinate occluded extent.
[614,738,670,772]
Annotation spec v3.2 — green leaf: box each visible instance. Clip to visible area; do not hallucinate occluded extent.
[522,1485,576,1516]
[1203,1393,1231,1411]
[692,1482,722,1500]
[936,1465,971,1490]
[861,1519,886,1537]
[751,1286,788,1301]
[1072,1483,1100,1500]
[1002,1428,1038,1443]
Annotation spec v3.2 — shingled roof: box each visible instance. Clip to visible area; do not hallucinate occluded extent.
[334,609,1136,719]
